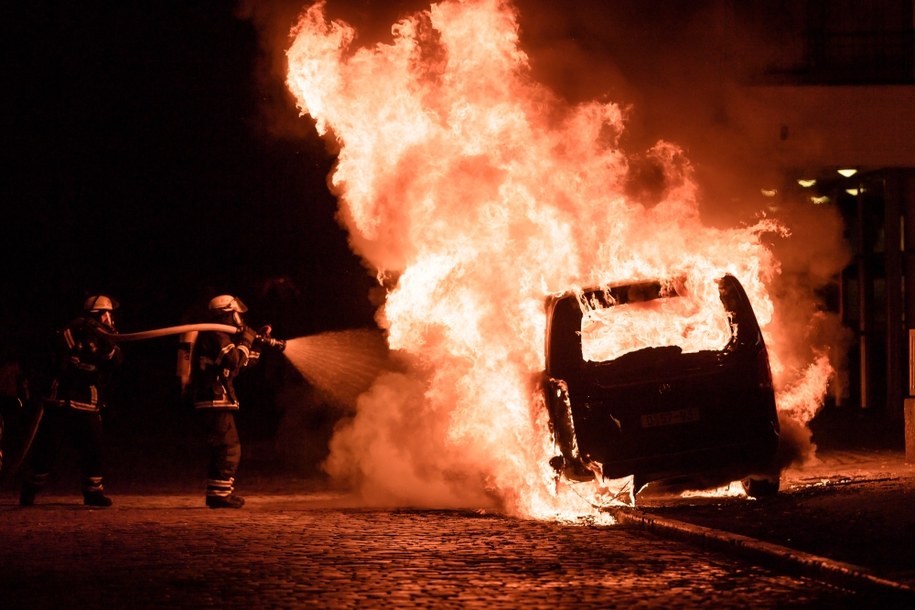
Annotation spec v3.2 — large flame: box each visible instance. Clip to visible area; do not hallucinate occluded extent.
[285,0,833,519]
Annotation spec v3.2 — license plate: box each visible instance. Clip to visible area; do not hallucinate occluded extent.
[641,407,700,428]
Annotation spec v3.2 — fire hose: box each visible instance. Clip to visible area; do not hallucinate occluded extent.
[109,323,238,341]
[101,323,287,351]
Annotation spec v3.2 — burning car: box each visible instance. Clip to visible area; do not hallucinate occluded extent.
[543,274,780,498]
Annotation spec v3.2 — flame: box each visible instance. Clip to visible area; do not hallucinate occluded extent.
[681,481,748,499]
[775,352,833,426]
[580,276,733,363]
[285,0,833,519]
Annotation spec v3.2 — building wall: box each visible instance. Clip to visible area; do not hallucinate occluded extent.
[742,85,915,169]
[728,0,915,418]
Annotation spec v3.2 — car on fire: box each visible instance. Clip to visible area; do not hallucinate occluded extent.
[542,274,781,498]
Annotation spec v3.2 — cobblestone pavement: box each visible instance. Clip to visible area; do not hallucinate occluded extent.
[2,410,912,608]
[638,447,915,595]
[0,487,873,609]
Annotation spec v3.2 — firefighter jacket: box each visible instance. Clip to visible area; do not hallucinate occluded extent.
[191,328,260,410]
[47,317,123,413]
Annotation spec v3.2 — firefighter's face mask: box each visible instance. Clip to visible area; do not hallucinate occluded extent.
[98,311,115,331]
[232,311,244,328]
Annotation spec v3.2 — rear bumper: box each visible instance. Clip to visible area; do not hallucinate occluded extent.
[600,435,780,490]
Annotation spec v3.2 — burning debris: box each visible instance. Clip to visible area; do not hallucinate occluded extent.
[282,0,839,519]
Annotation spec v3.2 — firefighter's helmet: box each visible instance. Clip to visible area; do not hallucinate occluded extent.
[207,295,248,313]
[82,295,118,331]
[82,295,119,313]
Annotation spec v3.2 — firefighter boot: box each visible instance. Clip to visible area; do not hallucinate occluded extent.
[206,477,244,508]
[19,473,48,507]
[206,493,245,509]
[83,490,113,507]
[82,476,112,507]
[19,482,40,507]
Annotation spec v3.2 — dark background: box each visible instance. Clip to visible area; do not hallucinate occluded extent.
[0,1,380,472]
[1,1,377,343]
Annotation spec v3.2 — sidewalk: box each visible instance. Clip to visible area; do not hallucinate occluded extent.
[639,408,915,590]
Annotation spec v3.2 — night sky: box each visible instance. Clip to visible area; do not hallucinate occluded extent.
[2,1,375,347]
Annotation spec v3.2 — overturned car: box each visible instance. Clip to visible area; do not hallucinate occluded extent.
[542,274,780,498]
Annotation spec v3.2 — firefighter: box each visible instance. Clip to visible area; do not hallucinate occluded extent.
[20,295,124,507]
[191,294,264,509]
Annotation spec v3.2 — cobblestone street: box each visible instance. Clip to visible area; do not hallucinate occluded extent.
[0,486,877,609]
[3,412,914,608]
[639,447,915,593]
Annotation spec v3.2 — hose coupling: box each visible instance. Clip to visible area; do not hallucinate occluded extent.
[256,335,287,352]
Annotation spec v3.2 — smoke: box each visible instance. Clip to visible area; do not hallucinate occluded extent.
[243,0,851,509]
[515,1,800,203]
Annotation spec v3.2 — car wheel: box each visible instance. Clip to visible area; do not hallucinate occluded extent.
[742,476,780,498]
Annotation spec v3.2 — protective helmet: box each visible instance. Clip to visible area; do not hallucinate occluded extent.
[82,295,119,313]
[207,295,248,313]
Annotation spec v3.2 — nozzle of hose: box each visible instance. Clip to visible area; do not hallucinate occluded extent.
[256,335,286,352]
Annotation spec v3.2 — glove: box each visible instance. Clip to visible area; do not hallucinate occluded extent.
[257,325,272,338]
[238,326,257,349]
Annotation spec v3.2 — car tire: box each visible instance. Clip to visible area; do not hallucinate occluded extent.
[742,476,780,498]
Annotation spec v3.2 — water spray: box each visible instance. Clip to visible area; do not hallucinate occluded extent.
[282,329,391,409]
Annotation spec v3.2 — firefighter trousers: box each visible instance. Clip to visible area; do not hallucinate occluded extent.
[25,404,104,492]
[198,409,241,483]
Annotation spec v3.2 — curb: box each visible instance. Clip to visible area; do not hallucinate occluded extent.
[608,507,915,603]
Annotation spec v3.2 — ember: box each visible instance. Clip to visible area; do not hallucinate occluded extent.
[284,0,834,519]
